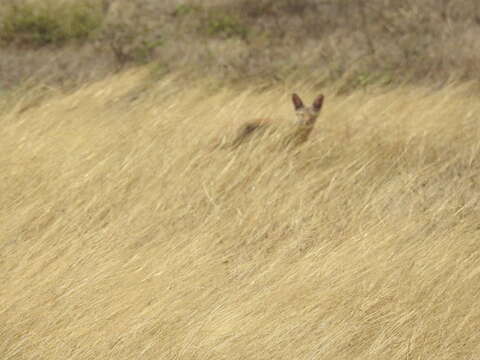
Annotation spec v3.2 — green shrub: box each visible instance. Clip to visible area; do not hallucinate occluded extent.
[173,4,201,17]
[102,21,164,66]
[204,13,248,39]
[0,1,103,46]
[132,38,164,64]
[237,0,317,18]
[64,2,103,40]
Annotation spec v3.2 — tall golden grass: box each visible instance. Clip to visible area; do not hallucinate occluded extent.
[1,69,480,359]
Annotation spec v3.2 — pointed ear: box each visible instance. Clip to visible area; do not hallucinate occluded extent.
[292,93,304,110]
[312,95,324,112]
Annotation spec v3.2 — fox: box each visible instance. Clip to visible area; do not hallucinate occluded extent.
[226,93,325,149]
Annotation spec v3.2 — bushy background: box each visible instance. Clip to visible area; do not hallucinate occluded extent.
[1,0,480,89]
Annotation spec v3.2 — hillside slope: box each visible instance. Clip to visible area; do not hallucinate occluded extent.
[1,70,480,359]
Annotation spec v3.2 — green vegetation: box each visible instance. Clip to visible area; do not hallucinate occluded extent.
[203,12,248,39]
[0,1,103,46]
[103,22,164,65]
[172,4,201,17]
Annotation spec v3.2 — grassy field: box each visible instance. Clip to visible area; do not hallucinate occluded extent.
[1,69,480,359]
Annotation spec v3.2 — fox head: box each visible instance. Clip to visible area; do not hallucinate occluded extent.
[291,93,324,128]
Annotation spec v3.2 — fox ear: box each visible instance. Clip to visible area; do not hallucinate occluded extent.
[312,95,324,112]
[292,93,304,110]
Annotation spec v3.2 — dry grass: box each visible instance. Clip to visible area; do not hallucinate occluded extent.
[1,69,480,359]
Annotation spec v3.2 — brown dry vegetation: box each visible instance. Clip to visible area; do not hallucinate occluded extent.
[2,0,480,358]
[1,0,480,89]
[1,69,480,359]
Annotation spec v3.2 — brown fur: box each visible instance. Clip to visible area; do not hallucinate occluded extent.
[228,93,324,149]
